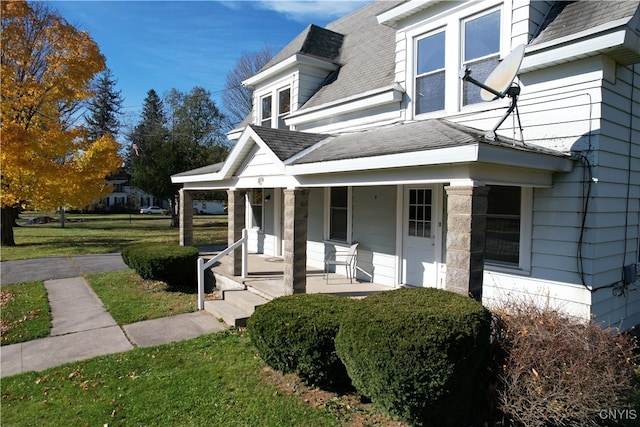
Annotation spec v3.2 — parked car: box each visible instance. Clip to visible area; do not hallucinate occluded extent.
[140,206,166,214]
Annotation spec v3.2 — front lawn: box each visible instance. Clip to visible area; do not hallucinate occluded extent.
[1,281,51,345]
[0,331,346,426]
[86,270,198,325]
[2,213,227,261]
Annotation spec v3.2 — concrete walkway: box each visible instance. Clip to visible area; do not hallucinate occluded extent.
[1,254,226,378]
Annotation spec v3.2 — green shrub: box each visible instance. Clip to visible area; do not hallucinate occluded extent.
[493,302,639,427]
[335,287,491,427]
[247,293,357,390]
[121,244,199,291]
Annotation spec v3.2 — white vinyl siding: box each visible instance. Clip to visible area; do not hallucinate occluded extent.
[511,0,554,47]
[352,186,397,285]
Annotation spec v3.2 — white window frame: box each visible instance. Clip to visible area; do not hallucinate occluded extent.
[257,85,291,129]
[404,0,508,120]
[277,87,291,129]
[324,186,352,243]
[248,189,264,230]
[484,186,532,273]
[460,7,502,107]
[414,28,446,115]
[259,94,272,127]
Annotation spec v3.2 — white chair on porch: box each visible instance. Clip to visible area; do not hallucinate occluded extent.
[324,242,359,284]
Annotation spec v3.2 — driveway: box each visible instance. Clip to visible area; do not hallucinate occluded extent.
[1,253,129,285]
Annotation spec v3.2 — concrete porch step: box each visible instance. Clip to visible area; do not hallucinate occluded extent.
[203,290,269,328]
[223,289,269,313]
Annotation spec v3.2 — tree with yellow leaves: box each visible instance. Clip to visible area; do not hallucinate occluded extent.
[1,1,122,245]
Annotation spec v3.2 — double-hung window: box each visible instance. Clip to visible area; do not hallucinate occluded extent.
[260,95,272,127]
[411,4,503,116]
[485,186,521,266]
[415,30,445,115]
[462,9,501,106]
[259,86,291,129]
[277,88,291,129]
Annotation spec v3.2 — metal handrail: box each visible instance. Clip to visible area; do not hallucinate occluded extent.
[197,228,247,310]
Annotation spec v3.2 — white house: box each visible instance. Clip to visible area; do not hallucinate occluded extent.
[173,0,640,330]
[101,171,165,212]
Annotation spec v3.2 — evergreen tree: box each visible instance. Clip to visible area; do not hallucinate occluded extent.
[126,89,171,210]
[127,87,228,227]
[168,86,229,167]
[85,68,124,140]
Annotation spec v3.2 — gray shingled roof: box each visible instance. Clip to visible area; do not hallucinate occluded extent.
[530,1,640,45]
[172,162,225,178]
[289,119,566,164]
[300,1,404,110]
[249,125,328,161]
[259,24,344,73]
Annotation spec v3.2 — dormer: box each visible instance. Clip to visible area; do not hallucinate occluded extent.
[242,25,344,132]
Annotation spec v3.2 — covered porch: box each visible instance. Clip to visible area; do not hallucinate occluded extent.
[205,251,392,300]
[173,121,574,310]
[201,250,391,326]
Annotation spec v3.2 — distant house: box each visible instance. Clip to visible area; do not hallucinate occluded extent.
[101,171,166,212]
[173,0,640,329]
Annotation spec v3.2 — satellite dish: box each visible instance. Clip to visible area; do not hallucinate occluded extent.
[459,44,526,141]
[480,44,525,101]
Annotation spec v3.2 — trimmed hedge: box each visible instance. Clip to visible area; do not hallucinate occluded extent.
[247,293,357,390]
[121,244,199,290]
[335,287,491,427]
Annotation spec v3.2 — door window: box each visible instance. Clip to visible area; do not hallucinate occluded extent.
[408,188,432,238]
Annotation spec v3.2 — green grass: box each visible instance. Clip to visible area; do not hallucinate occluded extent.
[0,331,343,427]
[2,212,228,261]
[86,270,198,325]
[0,281,51,345]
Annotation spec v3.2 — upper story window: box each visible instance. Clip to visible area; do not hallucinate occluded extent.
[259,86,291,129]
[410,4,503,118]
[415,30,445,115]
[260,95,272,127]
[278,88,291,129]
[462,9,501,106]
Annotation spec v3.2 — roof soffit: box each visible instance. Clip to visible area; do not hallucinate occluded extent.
[377,0,443,27]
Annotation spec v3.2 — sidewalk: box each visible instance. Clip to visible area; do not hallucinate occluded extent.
[1,254,227,378]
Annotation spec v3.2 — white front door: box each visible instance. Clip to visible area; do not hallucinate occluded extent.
[402,186,441,287]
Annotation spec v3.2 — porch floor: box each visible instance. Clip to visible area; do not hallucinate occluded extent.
[202,251,393,300]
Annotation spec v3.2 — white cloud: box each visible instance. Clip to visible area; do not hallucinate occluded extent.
[244,0,370,22]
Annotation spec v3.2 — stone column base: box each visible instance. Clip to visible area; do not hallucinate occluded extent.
[179,189,193,246]
[227,189,246,276]
[444,185,489,301]
[283,188,309,295]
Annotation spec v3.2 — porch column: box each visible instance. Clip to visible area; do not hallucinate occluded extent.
[179,189,193,246]
[227,189,246,276]
[283,188,309,295]
[444,185,490,301]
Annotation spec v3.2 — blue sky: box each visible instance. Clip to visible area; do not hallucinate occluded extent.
[51,0,370,127]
